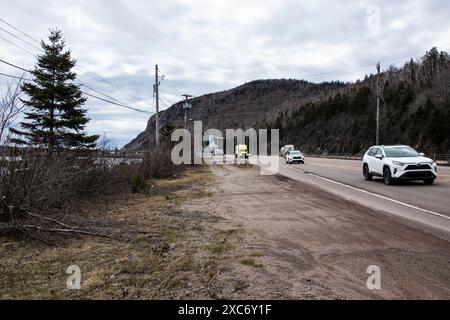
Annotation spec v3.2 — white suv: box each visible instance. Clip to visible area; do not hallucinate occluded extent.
[362,145,438,185]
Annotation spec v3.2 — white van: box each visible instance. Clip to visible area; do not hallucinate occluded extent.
[281,145,295,157]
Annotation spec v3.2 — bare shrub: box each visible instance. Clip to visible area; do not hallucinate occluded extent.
[129,145,183,195]
[0,149,135,238]
[1,150,126,212]
[0,76,24,145]
[139,145,182,180]
[0,143,183,240]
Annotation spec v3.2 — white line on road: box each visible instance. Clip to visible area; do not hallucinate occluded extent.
[292,167,450,221]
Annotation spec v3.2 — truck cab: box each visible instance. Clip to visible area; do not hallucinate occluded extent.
[235,144,249,159]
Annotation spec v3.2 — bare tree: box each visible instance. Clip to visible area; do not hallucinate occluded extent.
[0,76,24,145]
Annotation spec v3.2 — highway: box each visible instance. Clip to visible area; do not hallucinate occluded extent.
[275,157,450,239]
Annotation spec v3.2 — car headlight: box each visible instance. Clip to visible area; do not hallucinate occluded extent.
[392,161,405,166]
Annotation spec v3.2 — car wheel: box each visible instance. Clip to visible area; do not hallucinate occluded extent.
[423,179,435,185]
[383,167,393,185]
[363,164,372,181]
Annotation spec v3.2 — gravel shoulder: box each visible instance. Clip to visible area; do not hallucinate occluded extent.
[204,164,450,299]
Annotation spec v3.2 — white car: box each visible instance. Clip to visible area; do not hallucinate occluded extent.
[362,145,438,185]
[286,150,305,164]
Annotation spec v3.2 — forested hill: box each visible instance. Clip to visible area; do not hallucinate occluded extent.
[124,79,347,150]
[125,48,450,155]
[273,48,450,155]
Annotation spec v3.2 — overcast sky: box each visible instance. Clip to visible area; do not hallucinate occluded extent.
[1,0,450,147]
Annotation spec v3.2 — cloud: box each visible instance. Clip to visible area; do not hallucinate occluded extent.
[1,0,450,146]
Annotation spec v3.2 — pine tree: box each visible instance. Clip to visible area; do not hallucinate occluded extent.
[11,29,98,154]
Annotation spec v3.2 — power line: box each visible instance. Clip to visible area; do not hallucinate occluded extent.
[0,34,37,57]
[159,95,175,109]
[2,17,447,120]
[302,43,450,81]
[74,65,149,104]
[0,18,40,45]
[0,22,117,92]
[0,26,42,52]
[82,92,153,114]
[157,67,187,108]
[79,83,133,106]
[154,64,160,146]
[1,68,432,127]
[80,83,152,113]
[0,20,154,113]
[0,57,153,115]
[0,33,147,110]
[81,83,154,114]
[0,17,150,106]
[0,72,30,81]
[0,58,29,73]
[155,88,421,126]
[159,70,184,96]
[3,16,447,85]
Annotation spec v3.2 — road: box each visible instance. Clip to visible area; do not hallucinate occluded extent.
[274,157,450,239]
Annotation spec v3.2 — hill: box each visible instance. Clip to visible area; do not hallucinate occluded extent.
[125,48,450,155]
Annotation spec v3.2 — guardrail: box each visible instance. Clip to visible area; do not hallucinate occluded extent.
[305,153,450,166]
[432,154,450,162]
[305,154,363,161]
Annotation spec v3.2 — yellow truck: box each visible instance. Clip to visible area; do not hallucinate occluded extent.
[235,144,249,159]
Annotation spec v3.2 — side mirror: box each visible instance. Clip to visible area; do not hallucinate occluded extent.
[419,152,425,157]
[375,155,383,160]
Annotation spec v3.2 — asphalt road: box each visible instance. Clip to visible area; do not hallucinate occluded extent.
[276,157,450,239]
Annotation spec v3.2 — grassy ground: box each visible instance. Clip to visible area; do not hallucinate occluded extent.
[0,166,245,299]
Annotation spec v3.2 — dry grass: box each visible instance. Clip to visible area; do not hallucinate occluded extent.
[240,258,264,269]
[250,252,264,258]
[0,165,235,299]
[206,242,231,256]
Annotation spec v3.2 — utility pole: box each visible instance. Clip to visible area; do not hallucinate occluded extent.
[182,94,193,130]
[376,62,381,145]
[154,64,160,147]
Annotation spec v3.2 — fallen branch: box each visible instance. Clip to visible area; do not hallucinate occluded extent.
[0,222,14,233]
[22,210,77,230]
[173,268,220,300]
[154,272,178,299]
[20,224,114,239]
[157,273,177,289]
[207,268,220,298]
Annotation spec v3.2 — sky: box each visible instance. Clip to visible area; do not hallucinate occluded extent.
[1,0,450,147]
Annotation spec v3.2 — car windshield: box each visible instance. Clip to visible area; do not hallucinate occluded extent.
[384,147,419,158]
[290,151,302,155]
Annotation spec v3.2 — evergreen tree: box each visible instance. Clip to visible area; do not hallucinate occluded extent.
[422,47,440,82]
[11,29,98,154]
[427,103,446,146]
[159,122,177,144]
